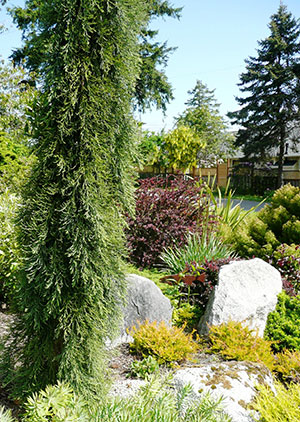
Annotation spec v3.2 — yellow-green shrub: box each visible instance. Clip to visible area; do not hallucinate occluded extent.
[226,184,300,259]
[208,321,275,370]
[252,381,300,422]
[129,320,199,366]
[274,349,300,384]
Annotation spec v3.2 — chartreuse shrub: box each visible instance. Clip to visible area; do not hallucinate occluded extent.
[226,184,300,259]
[252,381,300,422]
[0,0,148,403]
[265,292,300,352]
[129,320,200,366]
[273,349,300,384]
[208,321,275,370]
[126,176,216,268]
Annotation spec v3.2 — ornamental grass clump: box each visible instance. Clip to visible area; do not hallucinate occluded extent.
[208,321,275,370]
[129,320,200,366]
[160,231,236,275]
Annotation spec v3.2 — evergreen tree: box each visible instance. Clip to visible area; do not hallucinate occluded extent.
[176,80,234,166]
[228,4,300,188]
[8,0,181,112]
[1,0,147,402]
[134,1,181,112]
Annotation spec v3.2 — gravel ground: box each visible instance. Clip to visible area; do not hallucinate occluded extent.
[0,312,222,416]
[0,310,19,418]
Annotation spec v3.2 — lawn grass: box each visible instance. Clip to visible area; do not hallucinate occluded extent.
[123,262,170,293]
[231,193,272,202]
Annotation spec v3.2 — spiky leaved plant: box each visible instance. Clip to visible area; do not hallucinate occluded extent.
[1,0,147,403]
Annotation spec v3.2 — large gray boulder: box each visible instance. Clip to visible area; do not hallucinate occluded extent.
[172,361,275,422]
[199,258,282,337]
[117,274,172,344]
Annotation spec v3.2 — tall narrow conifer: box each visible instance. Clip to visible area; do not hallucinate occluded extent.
[1,0,147,401]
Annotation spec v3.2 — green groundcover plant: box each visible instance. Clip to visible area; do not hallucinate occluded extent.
[0,379,232,422]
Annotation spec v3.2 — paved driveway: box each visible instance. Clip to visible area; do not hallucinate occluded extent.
[221,198,269,212]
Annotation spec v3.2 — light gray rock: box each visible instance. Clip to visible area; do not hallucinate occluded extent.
[109,379,146,398]
[172,361,275,422]
[199,258,282,337]
[117,274,172,344]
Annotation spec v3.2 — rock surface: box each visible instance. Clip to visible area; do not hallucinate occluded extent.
[116,274,173,344]
[172,361,275,422]
[199,258,282,337]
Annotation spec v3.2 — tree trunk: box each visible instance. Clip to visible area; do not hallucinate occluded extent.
[277,128,285,189]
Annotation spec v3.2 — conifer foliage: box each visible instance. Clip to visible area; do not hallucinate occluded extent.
[228,4,300,188]
[1,0,147,402]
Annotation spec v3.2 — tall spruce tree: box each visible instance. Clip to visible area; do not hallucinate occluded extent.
[134,1,181,112]
[1,0,147,402]
[228,4,300,188]
[176,80,234,166]
[8,0,181,113]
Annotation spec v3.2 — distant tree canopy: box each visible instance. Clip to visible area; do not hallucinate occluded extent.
[176,80,234,166]
[138,81,233,174]
[0,62,36,192]
[6,0,181,113]
[228,4,300,188]
[163,125,205,173]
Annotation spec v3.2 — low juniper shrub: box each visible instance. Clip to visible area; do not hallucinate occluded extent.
[265,292,300,353]
[126,175,217,268]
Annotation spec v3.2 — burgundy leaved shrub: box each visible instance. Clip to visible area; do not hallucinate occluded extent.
[268,243,300,296]
[126,175,217,268]
[161,257,239,312]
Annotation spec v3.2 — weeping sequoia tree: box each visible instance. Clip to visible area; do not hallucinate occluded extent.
[0,0,151,401]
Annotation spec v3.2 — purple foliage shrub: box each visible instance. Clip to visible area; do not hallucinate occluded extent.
[268,244,300,296]
[161,257,238,312]
[126,175,216,268]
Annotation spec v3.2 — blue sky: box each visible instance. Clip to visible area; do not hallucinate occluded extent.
[2,0,300,132]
